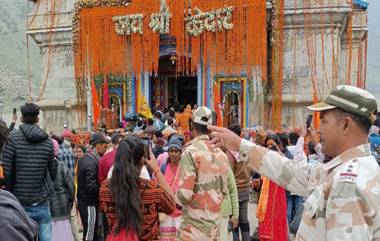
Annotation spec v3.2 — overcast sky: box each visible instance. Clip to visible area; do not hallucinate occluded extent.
[367,0,380,102]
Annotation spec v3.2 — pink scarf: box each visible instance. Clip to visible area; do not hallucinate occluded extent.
[157,152,169,167]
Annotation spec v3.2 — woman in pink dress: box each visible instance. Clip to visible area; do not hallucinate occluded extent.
[159,135,184,241]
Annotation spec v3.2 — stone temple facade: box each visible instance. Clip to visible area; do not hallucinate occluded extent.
[27,0,82,131]
[27,0,369,131]
[276,0,368,127]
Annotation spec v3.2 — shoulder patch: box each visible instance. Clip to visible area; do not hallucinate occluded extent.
[338,160,358,184]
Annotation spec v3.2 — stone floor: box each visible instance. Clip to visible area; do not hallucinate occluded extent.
[248,201,259,233]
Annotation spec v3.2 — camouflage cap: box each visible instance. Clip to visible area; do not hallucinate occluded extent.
[193,106,213,126]
[308,85,378,121]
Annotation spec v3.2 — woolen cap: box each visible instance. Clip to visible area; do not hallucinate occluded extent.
[168,135,184,151]
[91,132,107,145]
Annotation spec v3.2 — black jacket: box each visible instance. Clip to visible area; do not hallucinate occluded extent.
[49,160,75,219]
[0,189,38,241]
[2,124,57,206]
[77,153,99,205]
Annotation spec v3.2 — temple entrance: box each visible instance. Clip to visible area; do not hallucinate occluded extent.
[152,56,197,109]
[72,1,267,130]
[109,94,121,128]
[168,76,197,107]
[223,91,240,127]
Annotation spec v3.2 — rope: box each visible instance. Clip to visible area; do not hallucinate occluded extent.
[35,0,62,101]
[26,0,33,102]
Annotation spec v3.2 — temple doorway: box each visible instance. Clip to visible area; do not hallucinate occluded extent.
[168,76,197,107]
[223,91,240,127]
[152,55,197,109]
[109,94,121,128]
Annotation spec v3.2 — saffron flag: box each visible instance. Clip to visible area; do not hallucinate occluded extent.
[103,77,109,109]
[213,82,223,127]
[91,80,101,129]
[137,95,153,119]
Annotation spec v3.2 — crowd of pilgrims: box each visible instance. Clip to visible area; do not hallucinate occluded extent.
[0,102,379,241]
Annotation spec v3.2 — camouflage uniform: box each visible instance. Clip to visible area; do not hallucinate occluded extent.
[240,141,380,241]
[176,135,229,241]
[239,86,380,241]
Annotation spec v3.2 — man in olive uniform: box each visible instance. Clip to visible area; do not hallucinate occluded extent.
[210,85,380,241]
[176,106,229,241]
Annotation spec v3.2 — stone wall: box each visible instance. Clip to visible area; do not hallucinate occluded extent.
[27,0,84,132]
[271,0,368,128]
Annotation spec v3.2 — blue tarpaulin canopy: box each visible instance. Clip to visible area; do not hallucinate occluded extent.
[353,0,369,9]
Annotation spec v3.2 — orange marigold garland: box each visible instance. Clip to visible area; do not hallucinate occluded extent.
[270,0,284,130]
[166,0,267,79]
[74,0,161,105]
[74,0,268,127]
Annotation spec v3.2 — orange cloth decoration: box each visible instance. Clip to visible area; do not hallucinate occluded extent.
[91,80,101,129]
[213,82,223,127]
[256,176,270,222]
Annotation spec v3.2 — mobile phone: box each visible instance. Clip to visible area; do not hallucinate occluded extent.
[306,114,313,128]
[228,222,234,232]
[13,108,17,114]
[141,137,151,160]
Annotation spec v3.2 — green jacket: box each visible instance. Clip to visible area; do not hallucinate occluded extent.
[221,167,239,218]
